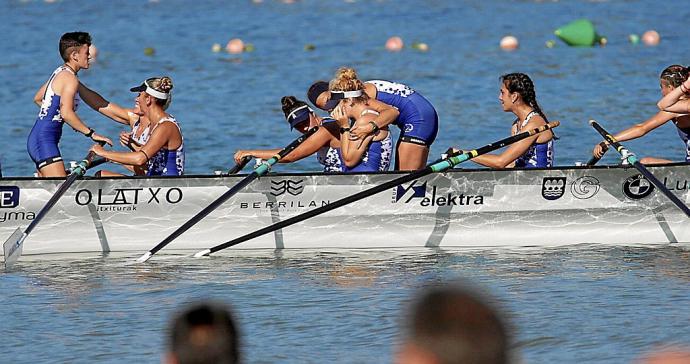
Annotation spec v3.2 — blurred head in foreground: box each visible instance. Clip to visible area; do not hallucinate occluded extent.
[396,282,510,364]
[165,301,240,364]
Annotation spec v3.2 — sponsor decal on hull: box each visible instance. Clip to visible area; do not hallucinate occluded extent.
[241,179,330,212]
[571,176,600,199]
[75,187,183,211]
[542,177,566,200]
[0,186,20,208]
[392,180,484,207]
[622,174,654,200]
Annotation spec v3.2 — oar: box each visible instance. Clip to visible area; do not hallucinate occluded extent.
[589,119,690,217]
[136,127,319,262]
[3,147,103,270]
[226,156,252,175]
[193,121,560,257]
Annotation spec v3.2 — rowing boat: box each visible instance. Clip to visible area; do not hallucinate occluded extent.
[1,162,690,257]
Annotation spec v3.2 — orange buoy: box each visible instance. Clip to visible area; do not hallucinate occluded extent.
[500,36,519,51]
[385,36,404,52]
[642,30,660,46]
[226,38,244,54]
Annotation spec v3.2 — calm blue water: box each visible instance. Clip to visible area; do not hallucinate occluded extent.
[1,0,690,363]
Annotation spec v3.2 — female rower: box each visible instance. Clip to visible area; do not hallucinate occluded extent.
[29,31,116,177]
[90,76,185,176]
[327,67,392,172]
[234,96,345,172]
[461,73,554,169]
[308,67,437,171]
[592,65,690,164]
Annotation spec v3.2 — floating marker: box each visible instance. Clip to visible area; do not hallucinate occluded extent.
[642,30,660,46]
[144,47,155,56]
[385,36,403,52]
[554,19,602,47]
[500,35,519,51]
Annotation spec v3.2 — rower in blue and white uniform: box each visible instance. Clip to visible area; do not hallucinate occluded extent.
[460,73,555,169]
[336,109,392,172]
[91,76,185,176]
[308,69,438,170]
[234,96,346,173]
[29,32,118,177]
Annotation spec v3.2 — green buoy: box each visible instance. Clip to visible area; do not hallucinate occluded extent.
[554,19,600,47]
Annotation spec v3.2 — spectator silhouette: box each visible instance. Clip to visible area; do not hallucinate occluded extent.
[165,301,240,364]
[396,282,510,364]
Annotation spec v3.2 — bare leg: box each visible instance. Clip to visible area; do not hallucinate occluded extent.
[38,161,67,178]
[639,157,674,165]
[396,142,429,171]
[96,170,126,177]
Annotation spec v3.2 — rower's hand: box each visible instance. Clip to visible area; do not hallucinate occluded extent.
[330,104,349,127]
[119,131,132,147]
[592,141,609,158]
[91,133,113,146]
[349,124,371,141]
[90,143,106,155]
[234,150,252,164]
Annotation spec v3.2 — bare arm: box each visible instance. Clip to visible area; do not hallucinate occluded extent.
[592,110,676,157]
[55,73,113,145]
[234,126,336,163]
[469,118,546,169]
[349,85,400,140]
[658,79,690,113]
[91,122,174,166]
[34,81,48,107]
[78,82,132,124]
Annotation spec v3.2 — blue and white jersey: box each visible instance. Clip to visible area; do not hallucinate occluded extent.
[339,133,393,173]
[514,111,554,168]
[673,119,690,162]
[130,117,151,146]
[366,80,438,146]
[27,66,81,167]
[146,116,185,176]
[37,66,80,124]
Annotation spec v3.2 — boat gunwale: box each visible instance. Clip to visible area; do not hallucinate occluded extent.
[1,161,688,181]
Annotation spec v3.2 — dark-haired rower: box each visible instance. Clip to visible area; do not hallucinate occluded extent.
[234,96,345,172]
[460,73,554,168]
[28,31,122,177]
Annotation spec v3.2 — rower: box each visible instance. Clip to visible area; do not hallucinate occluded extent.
[90,77,185,176]
[604,65,690,164]
[234,96,345,172]
[308,68,438,171]
[327,67,393,172]
[28,32,115,177]
[457,73,555,169]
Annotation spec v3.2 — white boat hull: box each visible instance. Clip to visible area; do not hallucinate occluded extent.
[2,164,690,257]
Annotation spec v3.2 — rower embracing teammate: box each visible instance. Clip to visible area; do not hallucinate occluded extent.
[592,65,690,164]
[90,77,185,176]
[28,32,114,177]
[308,67,439,170]
[459,73,555,168]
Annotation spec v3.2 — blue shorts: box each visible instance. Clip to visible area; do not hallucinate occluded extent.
[27,122,63,169]
[395,92,438,147]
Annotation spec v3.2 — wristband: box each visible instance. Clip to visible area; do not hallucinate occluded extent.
[339,127,351,134]
[84,128,95,138]
[369,121,379,133]
[140,150,150,161]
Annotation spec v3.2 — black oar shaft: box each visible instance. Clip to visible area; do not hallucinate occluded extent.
[226,156,252,175]
[590,119,690,218]
[208,167,434,254]
[202,121,559,255]
[139,127,319,261]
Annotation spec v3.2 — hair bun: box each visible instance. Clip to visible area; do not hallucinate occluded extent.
[281,96,308,119]
[158,76,174,93]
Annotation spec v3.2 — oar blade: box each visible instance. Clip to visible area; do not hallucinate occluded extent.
[136,251,152,263]
[3,228,26,271]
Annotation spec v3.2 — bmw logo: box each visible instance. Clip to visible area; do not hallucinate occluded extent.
[622,174,654,199]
